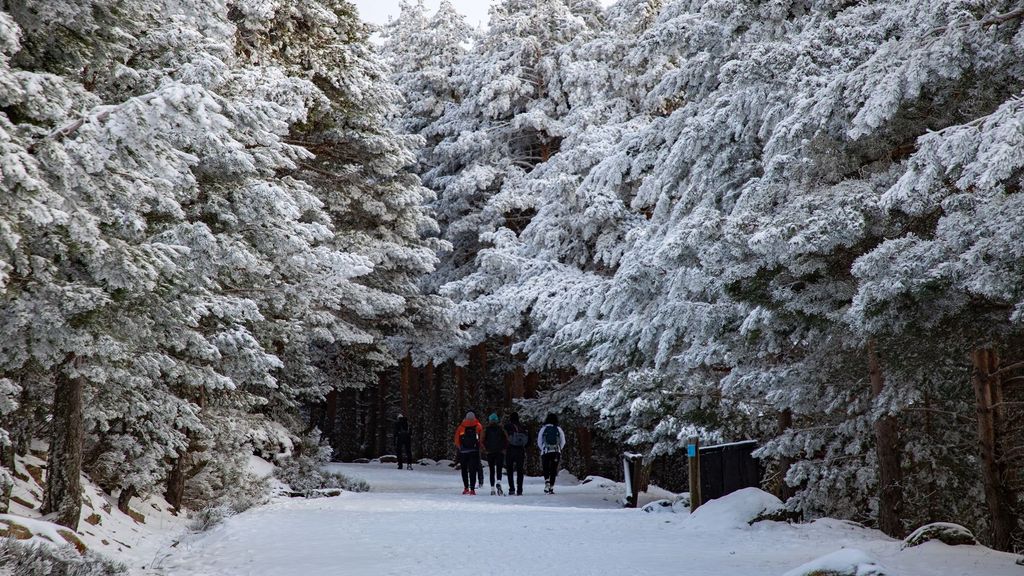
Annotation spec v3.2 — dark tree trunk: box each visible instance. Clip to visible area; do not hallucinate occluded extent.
[577,426,593,477]
[376,372,389,456]
[42,366,84,529]
[1,441,14,513]
[455,365,466,420]
[117,485,136,515]
[776,408,797,502]
[971,348,1017,551]
[868,339,904,538]
[324,389,339,438]
[525,372,539,399]
[400,355,411,417]
[165,455,186,512]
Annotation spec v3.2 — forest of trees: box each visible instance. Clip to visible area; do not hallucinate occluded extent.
[0,0,443,531]
[2,0,1024,558]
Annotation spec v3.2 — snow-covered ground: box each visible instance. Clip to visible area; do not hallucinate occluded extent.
[157,463,1021,576]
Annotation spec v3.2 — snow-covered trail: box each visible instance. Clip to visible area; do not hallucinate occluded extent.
[161,463,1020,576]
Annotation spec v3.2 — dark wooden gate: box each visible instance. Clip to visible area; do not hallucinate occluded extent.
[699,440,762,501]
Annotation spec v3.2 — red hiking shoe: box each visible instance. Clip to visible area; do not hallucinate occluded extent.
[469,489,476,495]
[462,488,470,495]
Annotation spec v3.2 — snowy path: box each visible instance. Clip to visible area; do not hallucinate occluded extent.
[161,464,1020,576]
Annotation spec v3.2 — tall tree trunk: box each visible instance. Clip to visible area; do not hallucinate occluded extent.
[776,408,797,502]
[455,364,466,419]
[469,343,486,408]
[117,485,136,515]
[42,366,84,530]
[576,426,593,477]
[525,372,539,399]
[1,441,14,513]
[400,355,412,416]
[868,339,903,538]
[428,362,440,458]
[165,454,186,512]
[324,390,339,439]
[376,372,389,456]
[971,348,1017,551]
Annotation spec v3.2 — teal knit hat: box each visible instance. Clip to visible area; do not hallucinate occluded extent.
[488,413,499,422]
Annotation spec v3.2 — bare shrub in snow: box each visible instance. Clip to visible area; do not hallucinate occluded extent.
[274,432,369,495]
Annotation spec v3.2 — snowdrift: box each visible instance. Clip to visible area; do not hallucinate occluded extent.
[781,548,888,576]
[685,487,785,529]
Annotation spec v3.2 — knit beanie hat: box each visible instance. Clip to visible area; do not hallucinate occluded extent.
[488,413,499,423]
[466,411,475,421]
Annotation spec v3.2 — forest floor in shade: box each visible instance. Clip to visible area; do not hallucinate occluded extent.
[157,463,1020,576]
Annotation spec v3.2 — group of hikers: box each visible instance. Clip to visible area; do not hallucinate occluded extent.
[453,411,565,496]
[391,411,566,495]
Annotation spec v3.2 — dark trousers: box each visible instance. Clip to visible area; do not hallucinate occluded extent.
[459,452,481,489]
[506,451,525,494]
[396,438,412,467]
[542,452,560,486]
[487,452,504,486]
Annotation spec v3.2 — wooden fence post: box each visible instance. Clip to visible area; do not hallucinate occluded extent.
[688,436,702,512]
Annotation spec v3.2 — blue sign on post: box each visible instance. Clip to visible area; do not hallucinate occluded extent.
[687,444,696,458]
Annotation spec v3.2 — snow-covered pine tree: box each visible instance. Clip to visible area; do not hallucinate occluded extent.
[230,0,445,447]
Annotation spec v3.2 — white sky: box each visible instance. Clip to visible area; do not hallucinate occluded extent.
[352,1,617,29]
[353,0,493,28]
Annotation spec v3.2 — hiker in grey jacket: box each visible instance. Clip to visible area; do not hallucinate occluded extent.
[537,413,566,494]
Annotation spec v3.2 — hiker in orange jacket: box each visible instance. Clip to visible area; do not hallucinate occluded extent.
[454,412,484,495]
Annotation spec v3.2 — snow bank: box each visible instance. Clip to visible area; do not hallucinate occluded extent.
[902,522,977,548]
[685,487,784,529]
[781,548,888,576]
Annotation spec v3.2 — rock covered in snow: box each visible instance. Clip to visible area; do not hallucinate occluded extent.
[781,549,888,576]
[642,494,691,514]
[417,458,438,466]
[672,494,691,514]
[685,488,784,529]
[641,499,674,513]
[902,523,977,549]
[0,514,88,554]
[379,455,398,464]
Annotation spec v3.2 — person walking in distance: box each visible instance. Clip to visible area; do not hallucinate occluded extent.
[537,413,566,494]
[504,412,528,495]
[394,414,413,470]
[453,412,484,495]
[483,413,508,495]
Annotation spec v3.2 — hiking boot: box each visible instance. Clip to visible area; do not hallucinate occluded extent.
[469,489,476,495]
[496,485,504,496]
[397,463,403,470]
[490,488,496,496]
[516,491,523,496]
[407,464,413,470]
[544,481,551,494]
[463,488,470,495]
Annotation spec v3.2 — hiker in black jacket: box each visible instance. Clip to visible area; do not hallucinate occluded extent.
[483,413,508,495]
[504,412,529,496]
[394,414,413,470]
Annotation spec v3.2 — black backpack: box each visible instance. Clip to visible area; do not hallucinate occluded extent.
[484,425,505,452]
[508,424,528,448]
[542,425,560,451]
[461,426,479,450]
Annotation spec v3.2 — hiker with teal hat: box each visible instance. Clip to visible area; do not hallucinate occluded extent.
[482,412,508,495]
